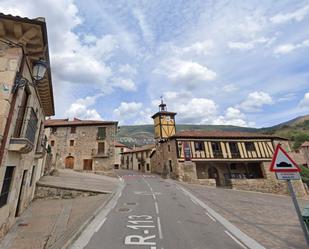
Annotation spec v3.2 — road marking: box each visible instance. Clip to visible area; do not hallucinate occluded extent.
[152,193,157,201]
[155,202,159,214]
[225,230,248,249]
[205,212,216,222]
[178,185,265,249]
[157,217,163,239]
[190,197,198,206]
[95,218,106,232]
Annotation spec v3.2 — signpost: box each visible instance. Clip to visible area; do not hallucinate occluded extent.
[270,144,309,246]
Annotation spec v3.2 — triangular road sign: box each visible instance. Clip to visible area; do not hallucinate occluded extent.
[270,144,301,172]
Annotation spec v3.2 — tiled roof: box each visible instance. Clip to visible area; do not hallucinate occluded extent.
[44,118,118,127]
[301,141,309,147]
[122,144,155,154]
[151,111,177,118]
[171,130,288,140]
[115,142,127,147]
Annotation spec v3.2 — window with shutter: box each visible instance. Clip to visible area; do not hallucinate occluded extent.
[97,127,106,140]
[98,142,105,154]
[25,108,38,144]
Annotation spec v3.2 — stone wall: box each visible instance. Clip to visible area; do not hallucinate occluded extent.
[34,186,99,200]
[47,124,116,172]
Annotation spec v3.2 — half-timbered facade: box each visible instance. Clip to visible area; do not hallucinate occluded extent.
[151,102,307,197]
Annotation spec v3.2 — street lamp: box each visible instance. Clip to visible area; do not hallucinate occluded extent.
[13,58,48,93]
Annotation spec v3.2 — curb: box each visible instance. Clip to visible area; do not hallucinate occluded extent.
[37,182,113,194]
[59,181,123,249]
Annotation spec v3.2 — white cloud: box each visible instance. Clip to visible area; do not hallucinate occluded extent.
[65,94,103,120]
[213,107,248,127]
[113,102,143,124]
[155,59,216,86]
[222,84,237,93]
[299,92,309,108]
[270,5,309,24]
[228,37,271,50]
[111,78,137,91]
[238,91,273,112]
[132,8,154,44]
[175,41,214,55]
[118,64,137,76]
[155,91,218,124]
[274,39,309,54]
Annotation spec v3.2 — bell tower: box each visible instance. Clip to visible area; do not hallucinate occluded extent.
[151,97,177,141]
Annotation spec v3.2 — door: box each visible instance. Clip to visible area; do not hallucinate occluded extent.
[208,167,220,186]
[83,159,93,171]
[65,156,74,169]
[15,170,28,217]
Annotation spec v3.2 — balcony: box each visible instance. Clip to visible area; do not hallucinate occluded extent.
[8,138,34,154]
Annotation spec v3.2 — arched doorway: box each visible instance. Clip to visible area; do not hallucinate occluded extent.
[65,156,74,169]
[208,166,220,186]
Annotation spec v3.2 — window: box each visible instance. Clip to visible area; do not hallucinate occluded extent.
[229,142,241,158]
[211,142,223,158]
[30,166,36,187]
[245,142,256,152]
[25,108,38,144]
[121,148,124,153]
[51,140,55,146]
[230,163,237,170]
[166,116,171,121]
[13,88,29,138]
[146,163,150,171]
[70,126,76,134]
[70,140,74,146]
[51,127,57,133]
[168,145,171,152]
[98,142,105,154]
[169,160,173,172]
[194,141,204,151]
[0,167,15,208]
[97,127,106,140]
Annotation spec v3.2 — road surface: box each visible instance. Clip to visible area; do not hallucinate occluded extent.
[71,170,263,249]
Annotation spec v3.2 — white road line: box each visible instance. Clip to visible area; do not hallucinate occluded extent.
[225,230,248,249]
[190,197,198,206]
[152,193,157,201]
[178,185,265,249]
[205,212,216,222]
[95,218,106,232]
[157,217,163,239]
[155,202,159,214]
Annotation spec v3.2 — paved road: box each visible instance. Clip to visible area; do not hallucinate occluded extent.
[71,170,264,249]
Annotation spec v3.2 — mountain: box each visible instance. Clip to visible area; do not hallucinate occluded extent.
[117,115,309,148]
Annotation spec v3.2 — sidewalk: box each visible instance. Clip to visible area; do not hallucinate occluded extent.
[180,182,308,249]
[0,170,119,249]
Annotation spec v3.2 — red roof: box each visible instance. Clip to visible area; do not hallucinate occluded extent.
[44,118,118,127]
[115,142,127,147]
[122,144,155,154]
[301,141,309,147]
[171,130,288,140]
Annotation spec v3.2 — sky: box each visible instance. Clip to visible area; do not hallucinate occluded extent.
[1,0,309,127]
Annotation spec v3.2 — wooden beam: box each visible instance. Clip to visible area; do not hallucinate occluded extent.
[18,27,38,45]
[0,22,6,37]
[13,23,22,39]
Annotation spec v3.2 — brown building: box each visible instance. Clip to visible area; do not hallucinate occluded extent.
[0,14,54,238]
[114,142,128,169]
[150,101,307,197]
[44,118,118,173]
[121,144,155,172]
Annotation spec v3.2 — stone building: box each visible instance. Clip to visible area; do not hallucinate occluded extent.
[0,14,54,238]
[44,118,118,173]
[121,144,155,172]
[114,142,128,169]
[150,101,307,197]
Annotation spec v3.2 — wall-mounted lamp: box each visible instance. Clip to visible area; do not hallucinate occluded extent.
[13,58,48,93]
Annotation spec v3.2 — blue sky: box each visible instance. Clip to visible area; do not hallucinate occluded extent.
[1,0,309,127]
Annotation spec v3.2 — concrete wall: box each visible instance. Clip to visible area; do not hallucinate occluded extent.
[47,124,116,172]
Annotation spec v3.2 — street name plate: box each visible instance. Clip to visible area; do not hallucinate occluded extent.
[276,172,300,180]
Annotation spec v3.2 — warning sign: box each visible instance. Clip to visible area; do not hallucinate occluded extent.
[270,144,301,172]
